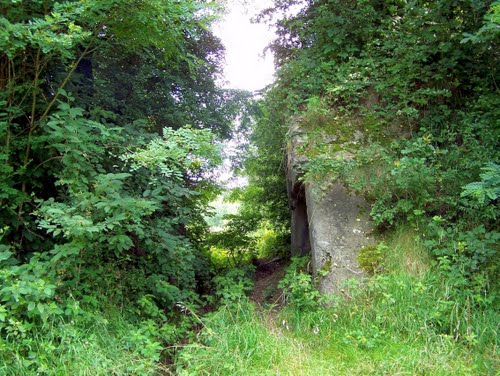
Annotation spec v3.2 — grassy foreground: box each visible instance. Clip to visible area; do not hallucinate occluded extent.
[176,230,498,375]
[0,304,168,375]
[3,229,495,375]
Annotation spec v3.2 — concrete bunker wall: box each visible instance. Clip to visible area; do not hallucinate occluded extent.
[286,120,374,294]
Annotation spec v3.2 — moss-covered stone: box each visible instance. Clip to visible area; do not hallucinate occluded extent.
[357,243,387,275]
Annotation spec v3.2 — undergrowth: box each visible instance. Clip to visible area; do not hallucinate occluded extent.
[177,230,498,375]
[0,304,168,375]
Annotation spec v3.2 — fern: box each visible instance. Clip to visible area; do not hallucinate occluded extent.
[461,163,500,205]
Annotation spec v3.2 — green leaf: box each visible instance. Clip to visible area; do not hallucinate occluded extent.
[0,250,13,262]
[37,303,45,315]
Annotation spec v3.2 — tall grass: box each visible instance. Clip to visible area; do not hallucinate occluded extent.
[382,226,432,276]
[177,228,498,375]
[0,306,167,376]
[176,300,294,375]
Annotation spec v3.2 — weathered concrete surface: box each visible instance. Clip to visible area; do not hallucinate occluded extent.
[286,119,374,294]
[306,182,373,295]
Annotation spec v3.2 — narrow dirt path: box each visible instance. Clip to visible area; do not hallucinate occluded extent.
[249,257,288,306]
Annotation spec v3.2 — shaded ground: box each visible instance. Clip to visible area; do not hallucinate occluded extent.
[249,257,288,306]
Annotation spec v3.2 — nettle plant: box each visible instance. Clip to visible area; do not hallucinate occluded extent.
[278,257,323,311]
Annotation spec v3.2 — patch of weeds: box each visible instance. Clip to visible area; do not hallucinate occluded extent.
[343,325,388,350]
[357,242,388,275]
[213,266,255,308]
[278,257,323,311]
[175,300,292,375]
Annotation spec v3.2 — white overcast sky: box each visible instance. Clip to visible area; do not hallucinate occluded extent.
[213,0,275,91]
[212,0,276,187]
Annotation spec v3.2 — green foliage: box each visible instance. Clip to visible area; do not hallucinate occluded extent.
[2,0,498,372]
[278,257,323,311]
[178,253,497,375]
[207,98,291,266]
[0,250,67,328]
[0,304,171,375]
[426,220,499,309]
[462,1,500,44]
[204,195,240,229]
[212,267,255,308]
[253,222,287,258]
[0,0,239,371]
[176,300,291,376]
[357,243,388,275]
[461,162,500,207]
[205,215,256,268]
[255,0,499,362]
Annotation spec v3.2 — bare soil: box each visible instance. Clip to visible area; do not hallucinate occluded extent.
[249,257,288,306]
